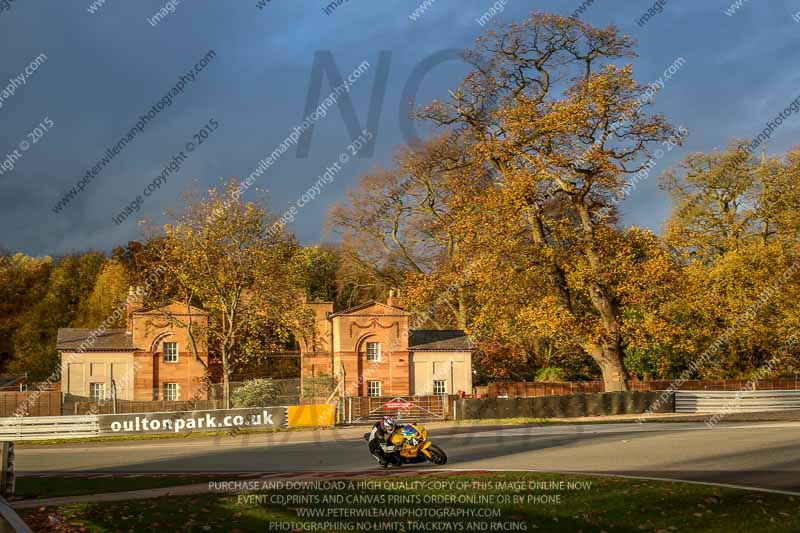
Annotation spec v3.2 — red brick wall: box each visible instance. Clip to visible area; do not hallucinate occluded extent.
[338,350,410,397]
[133,350,209,401]
[301,353,333,379]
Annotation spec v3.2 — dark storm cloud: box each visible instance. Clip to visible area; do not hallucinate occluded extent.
[0,0,798,255]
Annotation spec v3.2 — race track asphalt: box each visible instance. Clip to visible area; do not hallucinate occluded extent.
[17,421,800,492]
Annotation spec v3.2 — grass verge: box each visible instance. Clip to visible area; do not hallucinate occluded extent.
[15,475,226,500]
[17,472,800,532]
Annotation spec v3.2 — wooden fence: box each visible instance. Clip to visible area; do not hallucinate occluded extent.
[487,381,602,397]
[68,399,227,415]
[0,391,61,417]
[487,378,800,398]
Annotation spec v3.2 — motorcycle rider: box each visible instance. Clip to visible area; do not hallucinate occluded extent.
[368,416,401,467]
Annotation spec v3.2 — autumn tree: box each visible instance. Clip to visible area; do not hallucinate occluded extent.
[413,12,679,390]
[675,242,800,377]
[762,146,800,241]
[332,251,396,310]
[113,240,168,291]
[8,253,104,379]
[660,141,763,261]
[73,259,129,328]
[661,142,800,256]
[659,143,800,377]
[147,180,312,407]
[302,245,340,303]
[0,254,52,371]
[329,135,490,329]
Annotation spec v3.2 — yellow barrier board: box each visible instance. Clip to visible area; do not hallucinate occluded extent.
[287,405,336,427]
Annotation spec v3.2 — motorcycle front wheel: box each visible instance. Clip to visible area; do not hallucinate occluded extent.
[424,444,447,465]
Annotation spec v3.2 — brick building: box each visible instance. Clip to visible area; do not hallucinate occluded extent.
[299,292,473,398]
[57,289,210,402]
[57,288,472,401]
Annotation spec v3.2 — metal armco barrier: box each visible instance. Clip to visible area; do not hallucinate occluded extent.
[675,390,800,413]
[0,406,292,441]
[0,415,99,441]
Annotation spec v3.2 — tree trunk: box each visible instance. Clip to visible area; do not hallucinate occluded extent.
[530,212,573,312]
[457,287,467,330]
[575,201,629,391]
[222,353,231,409]
[588,344,629,392]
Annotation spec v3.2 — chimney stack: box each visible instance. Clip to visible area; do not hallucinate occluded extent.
[126,286,144,333]
[387,289,402,309]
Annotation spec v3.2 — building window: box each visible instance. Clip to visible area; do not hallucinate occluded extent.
[163,341,178,363]
[367,380,381,397]
[366,342,381,362]
[89,382,105,401]
[433,380,447,396]
[163,383,179,401]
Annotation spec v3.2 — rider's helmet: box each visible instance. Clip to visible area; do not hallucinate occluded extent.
[380,416,396,433]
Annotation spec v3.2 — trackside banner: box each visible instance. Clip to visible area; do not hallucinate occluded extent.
[97,407,287,435]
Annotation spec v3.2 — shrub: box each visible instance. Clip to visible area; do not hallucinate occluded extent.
[231,378,279,407]
[534,367,568,382]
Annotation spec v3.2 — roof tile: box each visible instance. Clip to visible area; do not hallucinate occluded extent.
[56,328,135,351]
[409,330,470,351]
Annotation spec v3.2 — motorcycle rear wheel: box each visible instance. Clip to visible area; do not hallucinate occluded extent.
[425,444,447,465]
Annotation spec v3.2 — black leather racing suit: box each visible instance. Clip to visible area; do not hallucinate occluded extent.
[368,422,398,465]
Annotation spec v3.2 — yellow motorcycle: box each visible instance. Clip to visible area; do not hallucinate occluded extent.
[364,423,447,466]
